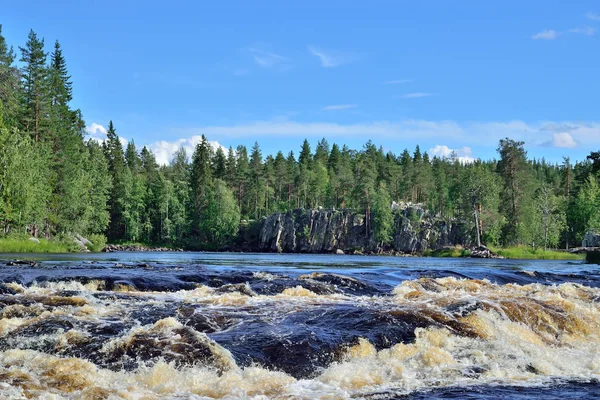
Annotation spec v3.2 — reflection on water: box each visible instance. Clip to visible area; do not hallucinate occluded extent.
[0,253,599,399]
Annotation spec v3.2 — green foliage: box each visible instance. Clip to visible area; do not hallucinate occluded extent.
[1,25,600,253]
[573,175,600,241]
[496,138,536,245]
[490,246,585,260]
[424,247,472,257]
[373,182,394,246]
[198,179,241,249]
[87,234,107,252]
[0,237,71,253]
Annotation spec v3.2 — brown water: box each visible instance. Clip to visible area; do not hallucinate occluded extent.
[0,253,599,399]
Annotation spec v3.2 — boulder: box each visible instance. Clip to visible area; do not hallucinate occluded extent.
[583,232,600,247]
[469,246,503,259]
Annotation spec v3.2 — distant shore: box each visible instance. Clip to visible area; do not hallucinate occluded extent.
[0,238,588,261]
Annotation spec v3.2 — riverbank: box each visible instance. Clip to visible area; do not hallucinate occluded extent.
[0,234,106,253]
[425,246,585,260]
[0,238,72,253]
[0,238,588,261]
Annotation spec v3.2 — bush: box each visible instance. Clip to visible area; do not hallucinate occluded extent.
[0,237,71,253]
[87,234,107,252]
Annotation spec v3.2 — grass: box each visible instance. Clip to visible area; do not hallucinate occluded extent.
[0,238,72,253]
[488,246,585,260]
[424,247,472,257]
[425,245,586,260]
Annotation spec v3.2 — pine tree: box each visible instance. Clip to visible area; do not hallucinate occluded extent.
[373,182,394,247]
[125,140,141,172]
[19,30,49,142]
[104,121,128,239]
[47,40,88,234]
[314,137,329,166]
[249,142,264,219]
[0,25,19,126]
[168,147,190,242]
[190,135,213,231]
[85,140,111,234]
[235,145,250,217]
[212,146,227,180]
[496,138,536,245]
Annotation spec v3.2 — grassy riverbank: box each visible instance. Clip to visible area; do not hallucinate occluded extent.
[0,234,106,253]
[0,238,72,253]
[425,246,585,260]
[490,246,585,260]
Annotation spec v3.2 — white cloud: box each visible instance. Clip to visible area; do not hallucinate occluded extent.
[385,79,413,84]
[399,92,433,99]
[532,30,559,40]
[307,46,356,68]
[149,136,228,165]
[188,119,600,144]
[569,26,596,36]
[143,119,600,165]
[429,145,475,164]
[86,123,107,139]
[85,123,127,146]
[550,132,577,148]
[586,12,600,21]
[247,48,289,68]
[322,104,357,111]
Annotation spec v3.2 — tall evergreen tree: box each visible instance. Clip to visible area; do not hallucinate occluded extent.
[496,138,535,245]
[19,30,48,142]
[0,25,19,125]
[190,135,213,231]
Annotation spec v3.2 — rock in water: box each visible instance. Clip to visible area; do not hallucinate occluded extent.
[469,246,503,259]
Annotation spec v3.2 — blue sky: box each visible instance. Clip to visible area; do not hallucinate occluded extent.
[3,0,600,164]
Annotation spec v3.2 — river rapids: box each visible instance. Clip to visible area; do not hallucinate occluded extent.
[0,253,599,399]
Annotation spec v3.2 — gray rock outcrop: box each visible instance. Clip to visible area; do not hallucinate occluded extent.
[256,206,469,254]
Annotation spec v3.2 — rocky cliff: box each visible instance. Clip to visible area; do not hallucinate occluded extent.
[254,206,470,254]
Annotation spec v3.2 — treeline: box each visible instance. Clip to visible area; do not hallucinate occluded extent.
[1,27,600,250]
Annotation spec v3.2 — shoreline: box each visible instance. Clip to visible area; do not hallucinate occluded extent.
[0,241,587,261]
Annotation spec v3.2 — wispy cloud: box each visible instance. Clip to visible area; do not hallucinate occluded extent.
[545,132,577,148]
[532,30,559,40]
[384,79,413,85]
[399,92,433,99]
[150,119,600,164]
[568,26,596,36]
[247,48,289,68]
[586,12,600,21]
[307,46,356,68]
[322,104,358,111]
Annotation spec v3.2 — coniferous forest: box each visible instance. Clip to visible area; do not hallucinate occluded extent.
[1,28,600,251]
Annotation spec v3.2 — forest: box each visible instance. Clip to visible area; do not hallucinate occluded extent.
[1,27,600,251]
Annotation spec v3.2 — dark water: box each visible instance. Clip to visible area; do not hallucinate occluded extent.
[0,252,599,399]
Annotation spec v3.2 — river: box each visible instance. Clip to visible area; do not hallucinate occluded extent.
[0,252,599,399]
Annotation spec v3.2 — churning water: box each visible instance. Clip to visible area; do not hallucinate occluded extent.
[0,252,599,399]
